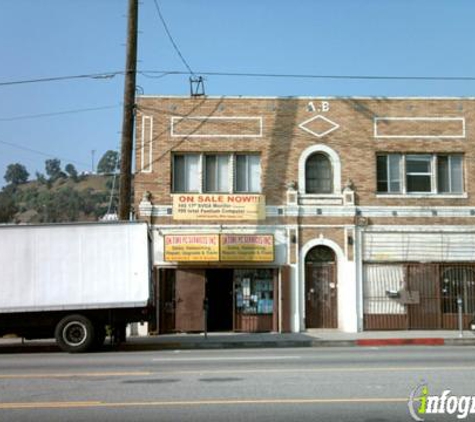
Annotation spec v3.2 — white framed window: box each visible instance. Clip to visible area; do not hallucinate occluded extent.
[172,154,200,192]
[205,155,230,192]
[437,155,463,193]
[377,154,402,193]
[172,153,261,193]
[298,144,341,196]
[377,153,464,195]
[406,155,432,193]
[235,154,261,193]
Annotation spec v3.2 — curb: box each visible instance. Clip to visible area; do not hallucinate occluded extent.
[356,338,445,347]
[2,337,475,354]
[443,337,475,346]
[118,340,314,351]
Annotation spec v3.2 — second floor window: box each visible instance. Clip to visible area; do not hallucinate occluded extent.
[205,155,229,192]
[173,153,261,193]
[377,153,464,195]
[235,154,261,193]
[173,154,200,192]
[305,153,332,194]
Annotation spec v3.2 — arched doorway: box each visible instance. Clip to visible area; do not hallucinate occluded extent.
[305,245,337,328]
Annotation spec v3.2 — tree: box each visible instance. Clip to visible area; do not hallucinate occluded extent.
[4,163,29,185]
[45,158,65,182]
[0,188,18,222]
[65,163,78,181]
[97,150,119,174]
[35,171,47,185]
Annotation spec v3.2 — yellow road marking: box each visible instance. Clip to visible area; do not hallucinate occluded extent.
[1,366,475,379]
[0,397,408,410]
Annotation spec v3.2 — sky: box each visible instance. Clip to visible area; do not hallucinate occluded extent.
[1,0,475,185]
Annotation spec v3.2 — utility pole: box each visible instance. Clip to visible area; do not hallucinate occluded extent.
[118,0,138,220]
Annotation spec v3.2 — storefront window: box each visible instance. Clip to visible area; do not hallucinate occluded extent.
[234,269,274,314]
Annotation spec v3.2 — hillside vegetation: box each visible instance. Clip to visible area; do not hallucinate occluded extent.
[0,154,120,224]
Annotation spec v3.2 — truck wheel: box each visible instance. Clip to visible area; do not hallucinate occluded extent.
[55,315,95,353]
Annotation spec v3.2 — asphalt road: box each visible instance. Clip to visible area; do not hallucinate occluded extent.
[0,346,474,421]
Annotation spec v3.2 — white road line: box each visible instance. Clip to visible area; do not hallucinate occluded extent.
[152,356,302,362]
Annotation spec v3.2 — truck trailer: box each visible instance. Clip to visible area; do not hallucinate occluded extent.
[0,221,153,353]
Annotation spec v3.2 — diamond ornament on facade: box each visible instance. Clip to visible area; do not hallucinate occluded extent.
[299,115,340,138]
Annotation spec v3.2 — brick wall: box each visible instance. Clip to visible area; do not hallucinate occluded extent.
[134,96,475,227]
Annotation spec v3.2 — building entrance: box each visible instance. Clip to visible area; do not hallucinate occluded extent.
[158,267,280,334]
[205,269,234,332]
[305,246,338,329]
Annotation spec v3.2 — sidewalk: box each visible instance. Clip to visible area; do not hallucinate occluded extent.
[118,329,475,351]
[1,330,475,353]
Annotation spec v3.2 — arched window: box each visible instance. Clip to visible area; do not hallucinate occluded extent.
[305,245,336,264]
[305,153,332,194]
[298,144,341,196]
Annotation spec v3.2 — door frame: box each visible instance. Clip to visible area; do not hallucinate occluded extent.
[158,266,281,333]
[301,238,345,331]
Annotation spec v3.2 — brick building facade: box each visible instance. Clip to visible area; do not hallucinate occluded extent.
[134,96,475,333]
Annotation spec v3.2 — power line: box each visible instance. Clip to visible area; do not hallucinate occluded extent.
[138,71,173,79]
[139,69,475,82]
[151,0,195,76]
[4,69,475,90]
[0,105,120,122]
[0,139,90,167]
[0,71,123,87]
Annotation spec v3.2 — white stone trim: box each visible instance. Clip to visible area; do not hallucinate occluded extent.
[139,204,475,219]
[301,238,346,269]
[298,115,340,138]
[365,225,475,233]
[300,237,347,332]
[376,193,468,199]
[171,116,263,138]
[140,116,153,173]
[374,116,465,139]
[138,95,475,101]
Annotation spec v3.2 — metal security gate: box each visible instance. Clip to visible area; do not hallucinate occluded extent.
[364,263,475,330]
[305,262,337,329]
[406,264,440,329]
[440,265,475,329]
[305,246,338,329]
[363,264,407,330]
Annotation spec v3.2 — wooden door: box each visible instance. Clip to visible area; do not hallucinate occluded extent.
[175,269,205,332]
[305,263,337,328]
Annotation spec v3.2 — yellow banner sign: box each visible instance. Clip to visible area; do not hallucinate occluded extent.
[172,194,265,220]
[164,234,219,262]
[164,234,275,262]
[220,234,274,262]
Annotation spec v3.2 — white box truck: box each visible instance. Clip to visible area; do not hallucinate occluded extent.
[0,221,153,353]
